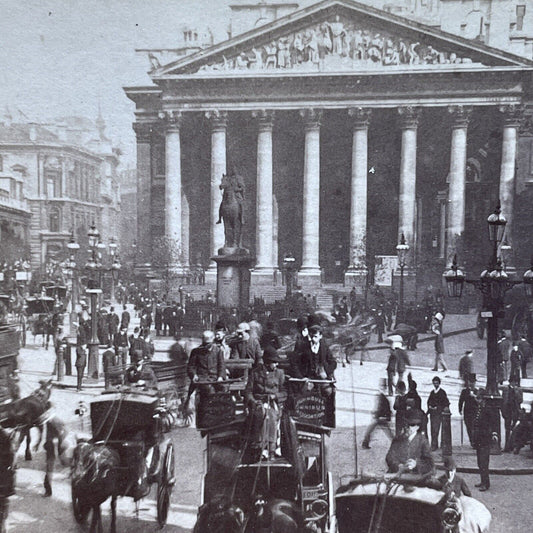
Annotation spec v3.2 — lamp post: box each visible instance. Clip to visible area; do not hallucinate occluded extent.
[85,224,103,380]
[444,202,532,453]
[283,253,296,299]
[396,233,410,325]
[108,238,120,303]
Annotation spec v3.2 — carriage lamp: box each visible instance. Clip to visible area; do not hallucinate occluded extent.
[487,203,507,245]
[108,237,117,257]
[396,233,409,324]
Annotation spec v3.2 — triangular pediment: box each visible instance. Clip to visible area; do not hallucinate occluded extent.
[152,0,532,79]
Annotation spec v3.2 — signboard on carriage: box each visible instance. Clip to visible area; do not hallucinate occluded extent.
[290,391,335,428]
[197,392,236,429]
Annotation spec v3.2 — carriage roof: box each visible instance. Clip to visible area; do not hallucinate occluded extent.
[90,392,160,442]
[25,297,55,315]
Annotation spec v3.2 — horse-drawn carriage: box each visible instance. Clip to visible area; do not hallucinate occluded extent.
[194,371,336,533]
[71,391,175,532]
[335,475,491,533]
[24,296,57,346]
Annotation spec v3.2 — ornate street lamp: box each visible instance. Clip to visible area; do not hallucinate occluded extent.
[110,250,121,303]
[396,233,410,324]
[443,202,533,453]
[85,224,102,380]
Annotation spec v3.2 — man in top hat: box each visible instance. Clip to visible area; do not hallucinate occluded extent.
[229,322,263,366]
[437,456,471,498]
[458,350,474,385]
[245,345,287,460]
[386,408,434,477]
[472,390,492,491]
[458,374,478,448]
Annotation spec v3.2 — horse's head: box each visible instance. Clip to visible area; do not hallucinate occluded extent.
[220,173,231,190]
[194,495,245,533]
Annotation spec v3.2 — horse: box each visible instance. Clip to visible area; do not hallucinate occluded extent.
[217,173,244,248]
[71,441,121,533]
[0,379,53,461]
[193,494,303,533]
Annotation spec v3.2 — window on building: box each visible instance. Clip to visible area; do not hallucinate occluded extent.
[49,207,61,233]
[45,169,60,198]
[517,5,526,31]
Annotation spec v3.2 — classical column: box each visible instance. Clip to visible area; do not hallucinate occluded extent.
[298,108,322,286]
[345,107,371,288]
[161,110,183,270]
[205,110,227,276]
[499,104,522,252]
[252,110,275,282]
[181,193,190,268]
[273,195,279,274]
[446,105,472,266]
[133,122,153,265]
[397,106,420,267]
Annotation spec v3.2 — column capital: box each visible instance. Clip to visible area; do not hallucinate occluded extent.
[158,110,182,131]
[252,109,275,131]
[348,107,372,129]
[499,104,525,127]
[447,105,472,128]
[205,109,228,130]
[132,122,153,142]
[299,108,323,129]
[397,106,421,129]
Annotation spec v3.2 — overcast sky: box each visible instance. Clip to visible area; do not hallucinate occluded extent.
[0,0,241,166]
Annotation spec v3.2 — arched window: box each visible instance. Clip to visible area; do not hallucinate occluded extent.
[49,207,61,233]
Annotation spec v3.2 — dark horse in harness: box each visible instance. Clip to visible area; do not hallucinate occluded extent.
[217,173,244,249]
[0,379,53,461]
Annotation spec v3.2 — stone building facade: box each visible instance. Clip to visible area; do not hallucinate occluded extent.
[126,0,533,292]
[0,115,121,275]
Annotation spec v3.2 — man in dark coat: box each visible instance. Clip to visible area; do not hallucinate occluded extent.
[509,344,521,384]
[290,325,336,397]
[129,327,147,363]
[229,322,263,366]
[386,344,398,396]
[501,377,523,452]
[362,379,393,449]
[427,375,450,450]
[517,336,532,379]
[458,374,478,447]
[114,326,129,366]
[245,346,286,459]
[102,349,117,390]
[260,321,282,350]
[497,331,512,383]
[458,349,474,385]
[393,381,408,436]
[154,302,163,336]
[107,307,120,347]
[386,408,434,477]
[120,304,130,330]
[188,331,225,396]
[472,390,492,491]
[163,304,174,336]
[74,344,86,392]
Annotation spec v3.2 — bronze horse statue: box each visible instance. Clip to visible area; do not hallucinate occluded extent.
[217,173,244,249]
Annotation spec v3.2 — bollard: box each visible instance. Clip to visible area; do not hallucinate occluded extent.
[441,407,452,456]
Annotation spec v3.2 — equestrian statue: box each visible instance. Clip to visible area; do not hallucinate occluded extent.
[217,172,245,251]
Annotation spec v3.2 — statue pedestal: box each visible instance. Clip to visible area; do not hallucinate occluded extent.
[213,248,253,309]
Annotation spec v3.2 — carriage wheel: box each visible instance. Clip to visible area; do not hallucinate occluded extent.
[71,485,90,523]
[157,443,175,528]
[476,314,485,340]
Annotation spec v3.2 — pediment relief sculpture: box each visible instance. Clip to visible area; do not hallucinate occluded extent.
[195,15,477,74]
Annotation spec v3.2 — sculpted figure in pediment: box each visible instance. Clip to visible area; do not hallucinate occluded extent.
[277,37,291,68]
[264,43,277,68]
[328,15,346,55]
